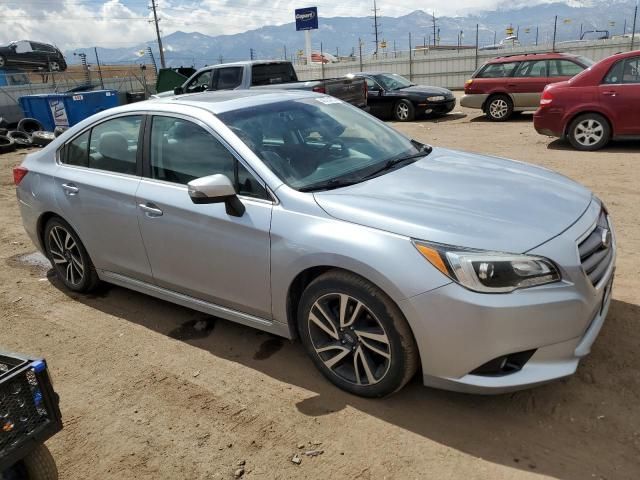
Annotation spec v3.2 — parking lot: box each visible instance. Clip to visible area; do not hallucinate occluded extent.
[1,94,639,479]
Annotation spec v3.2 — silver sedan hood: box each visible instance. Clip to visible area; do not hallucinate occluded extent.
[313,148,592,253]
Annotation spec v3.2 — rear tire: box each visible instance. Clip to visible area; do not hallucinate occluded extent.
[486,94,514,121]
[567,113,611,151]
[393,99,415,122]
[297,270,418,397]
[44,217,100,293]
[0,55,6,68]
[22,444,58,480]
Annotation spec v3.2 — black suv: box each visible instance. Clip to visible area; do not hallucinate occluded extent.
[0,40,67,72]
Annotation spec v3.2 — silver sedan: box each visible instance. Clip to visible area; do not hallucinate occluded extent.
[14,90,615,397]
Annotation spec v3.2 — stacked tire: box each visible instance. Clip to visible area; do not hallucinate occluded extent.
[0,117,57,155]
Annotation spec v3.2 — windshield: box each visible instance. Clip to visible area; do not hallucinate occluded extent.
[372,73,413,90]
[575,55,595,67]
[218,98,422,191]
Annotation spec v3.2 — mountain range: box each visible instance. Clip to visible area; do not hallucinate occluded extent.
[66,1,639,67]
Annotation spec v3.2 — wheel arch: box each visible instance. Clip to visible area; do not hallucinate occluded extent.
[563,109,613,138]
[482,92,514,112]
[284,264,409,341]
[36,211,63,251]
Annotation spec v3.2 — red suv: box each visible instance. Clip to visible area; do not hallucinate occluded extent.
[534,50,640,151]
[461,52,593,121]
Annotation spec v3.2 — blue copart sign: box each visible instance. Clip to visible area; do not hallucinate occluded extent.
[295,7,318,31]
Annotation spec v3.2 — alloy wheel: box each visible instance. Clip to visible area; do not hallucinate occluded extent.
[49,62,60,72]
[395,103,409,121]
[574,119,604,147]
[489,99,509,119]
[307,293,391,386]
[0,56,5,68]
[48,226,84,286]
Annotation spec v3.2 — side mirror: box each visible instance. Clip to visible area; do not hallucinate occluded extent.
[187,174,245,217]
[173,86,184,95]
[378,88,384,96]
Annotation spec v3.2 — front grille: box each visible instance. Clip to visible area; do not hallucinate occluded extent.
[0,365,51,454]
[578,210,613,287]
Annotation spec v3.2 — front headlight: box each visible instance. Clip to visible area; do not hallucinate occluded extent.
[413,241,560,293]
[426,95,445,102]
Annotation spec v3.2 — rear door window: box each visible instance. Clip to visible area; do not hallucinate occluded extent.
[88,116,142,175]
[213,67,243,90]
[603,57,640,84]
[476,62,519,78]
[251,63,297,86]
[514,60,548,77]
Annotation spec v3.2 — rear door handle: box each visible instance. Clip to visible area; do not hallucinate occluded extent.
[62,183,79,195]
[138,203,163,217]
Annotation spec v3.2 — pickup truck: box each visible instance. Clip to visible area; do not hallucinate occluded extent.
[154,60,368,109]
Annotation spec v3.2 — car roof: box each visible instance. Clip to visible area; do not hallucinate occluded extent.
[488,52,580,63]
[193,60,291,72]
[125,89,320,115]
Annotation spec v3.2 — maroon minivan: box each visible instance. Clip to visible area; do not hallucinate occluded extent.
[461,52,593,121]
[534,50,640,151]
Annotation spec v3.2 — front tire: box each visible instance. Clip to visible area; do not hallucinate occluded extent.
[44,217,100,293]
[486,94,513,121]
[0,55,6,68]
[393,99,415,122]
[567,113,611,151]
[297,270,418,397]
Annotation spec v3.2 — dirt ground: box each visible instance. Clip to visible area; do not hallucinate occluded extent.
[1,96,639,480]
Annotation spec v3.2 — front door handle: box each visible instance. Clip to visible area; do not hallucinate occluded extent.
[602,90,617,97]
[138,203,163,217]
[62,183,79,195]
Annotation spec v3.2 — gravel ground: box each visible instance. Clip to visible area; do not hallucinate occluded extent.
[1,95,639,479]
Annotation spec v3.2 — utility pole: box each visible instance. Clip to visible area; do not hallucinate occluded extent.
[631,1,638,50]
[150,1,166,68]
[536,25,539,46]
[475,24,479,69]
[358,37,363,71]
[284,45,287,60]
[94,47,105,89]
[372,0,381,55]
[250,48,255,60]
[432,12,438,47]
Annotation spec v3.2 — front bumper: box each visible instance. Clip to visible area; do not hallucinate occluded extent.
[417,98,456,115]
[399,199,616,394]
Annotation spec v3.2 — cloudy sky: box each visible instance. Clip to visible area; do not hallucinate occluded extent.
[0,0,584,50]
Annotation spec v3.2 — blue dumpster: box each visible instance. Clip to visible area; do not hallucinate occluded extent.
[19,90,119,132]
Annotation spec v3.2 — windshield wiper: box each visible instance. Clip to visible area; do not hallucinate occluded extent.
[361,147,432,180]
[298,177,362,192]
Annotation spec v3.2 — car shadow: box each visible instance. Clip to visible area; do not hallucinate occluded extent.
[546,138,640,153]
[42,268,640,480]
[469,113,534,123]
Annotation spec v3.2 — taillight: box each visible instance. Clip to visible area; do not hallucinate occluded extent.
[13,166,28,186]
[312,85,326,94]
[540,89,553,106]
[464,79,473,92]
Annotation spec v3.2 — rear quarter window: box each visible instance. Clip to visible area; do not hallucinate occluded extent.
[251,64,297,86]
[475,62,519,78]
